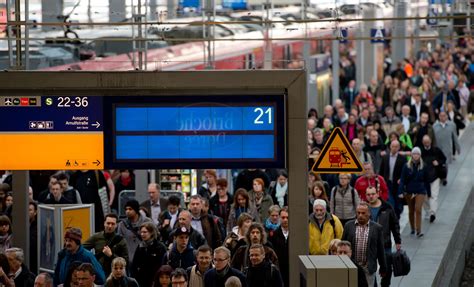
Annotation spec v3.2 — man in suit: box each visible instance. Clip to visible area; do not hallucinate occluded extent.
[342,202,387,287]
[378,140,407,218]
[409,112,436,148]
[410,93,430,123]
[140,183,168,225]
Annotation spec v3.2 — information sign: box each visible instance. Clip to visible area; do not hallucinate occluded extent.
[0,96,103,170]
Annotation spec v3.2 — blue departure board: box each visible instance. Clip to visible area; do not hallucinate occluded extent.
[103,95,286,169]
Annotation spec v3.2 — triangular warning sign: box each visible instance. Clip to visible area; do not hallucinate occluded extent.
[312,127,363,173]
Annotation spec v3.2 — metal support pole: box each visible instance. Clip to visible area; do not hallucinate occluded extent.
[12,171,30,267]
[167,0,176,19]
[392,0,408,70]
[41,0,63,31]
[303,0,311,105]
[25,0,30,70]
[109,0,126,22]
[14,0,22,69]
[263,0,272,69]
[332,34,340,104]
[134,170,148,203]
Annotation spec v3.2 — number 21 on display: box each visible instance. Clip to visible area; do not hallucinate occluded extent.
[254,107,272,124]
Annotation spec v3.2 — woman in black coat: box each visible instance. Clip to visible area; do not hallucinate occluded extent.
[131,222,167,287]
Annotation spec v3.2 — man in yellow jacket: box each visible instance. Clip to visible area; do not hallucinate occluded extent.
[309,199,344,255]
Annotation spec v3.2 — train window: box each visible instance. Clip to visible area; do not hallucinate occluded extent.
[245,53,255,69]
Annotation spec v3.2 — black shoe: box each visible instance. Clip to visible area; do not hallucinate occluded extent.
[430,215,436,223]
[410,230,415,235]
[442,179,447,186]
[417,232,424,238]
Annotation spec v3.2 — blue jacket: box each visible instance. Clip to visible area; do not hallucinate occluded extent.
[162,243,195,270]
[54,245,106,286]
[398,162,430,195]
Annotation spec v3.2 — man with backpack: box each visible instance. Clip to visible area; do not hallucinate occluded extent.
[246,244,283,287]
[309,199,344,255]
[330,174,360,227]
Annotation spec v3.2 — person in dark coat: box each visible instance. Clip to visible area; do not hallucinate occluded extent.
[268,207,289,287]
[378,140,407,218]
[203,247,247,287]
[336,241,368,287]
[269,171,288,208]
[209,179,233,228]
[105,257,139,287]
[162,227,195,270]
[5,248,35,287]
[399,147,430,237]
[28,202,38,274]
[342,203,387,287]
[131,222,167,287]
[246,244,283,287]
[365,187,402,287]
[235,169,270,192]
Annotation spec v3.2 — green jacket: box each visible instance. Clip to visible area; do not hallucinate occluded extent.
[82,231,129,276]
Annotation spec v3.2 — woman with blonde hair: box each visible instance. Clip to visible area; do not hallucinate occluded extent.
[105,257,139,287]
[328,239,341,255]
[399,147,429,238]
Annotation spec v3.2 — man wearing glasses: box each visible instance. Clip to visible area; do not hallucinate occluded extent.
[171,268,188,287]
[204,247,246,287]
[75,263,96,287]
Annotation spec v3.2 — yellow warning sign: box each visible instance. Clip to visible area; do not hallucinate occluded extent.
[312,127,363,173]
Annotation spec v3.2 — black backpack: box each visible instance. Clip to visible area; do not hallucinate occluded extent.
[392,249,411,277]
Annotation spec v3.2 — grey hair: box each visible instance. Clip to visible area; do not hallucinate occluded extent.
[5,247,24,263]
[214,246,231,259]
[313,199,327,209]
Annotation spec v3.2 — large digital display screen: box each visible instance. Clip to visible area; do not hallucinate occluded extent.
[103,95,286,169]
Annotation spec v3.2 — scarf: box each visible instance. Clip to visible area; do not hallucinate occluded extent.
[265,218,280,231]
[216,264,230,278]
[275,183,287,207]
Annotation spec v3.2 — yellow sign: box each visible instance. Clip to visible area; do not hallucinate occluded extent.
[312,127,363,173]
[0,132,103,170]
[61,206,93,245]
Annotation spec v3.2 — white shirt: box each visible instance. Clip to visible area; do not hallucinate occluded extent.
[170,211,179,228]
[282,228,289,240]
[389,153,398,181]
[401,116,411,133]
[414,103,421,122]
[191,216,204,236]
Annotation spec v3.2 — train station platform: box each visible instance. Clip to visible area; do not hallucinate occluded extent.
[391,123,474,287]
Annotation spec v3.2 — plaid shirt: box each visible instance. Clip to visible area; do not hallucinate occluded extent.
[355,220,370,267]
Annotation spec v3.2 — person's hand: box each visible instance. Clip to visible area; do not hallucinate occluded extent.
[379,271,387,277]
[396,244,401,251]
[162,219,170,227]
[0,267,5,278]
[432,160,439,166]
[103,246,113,257]
[412,127,417,133]
[398,194,404,199]
[381,150,387,156]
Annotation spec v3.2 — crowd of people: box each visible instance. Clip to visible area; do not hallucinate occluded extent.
[0,38,472,287]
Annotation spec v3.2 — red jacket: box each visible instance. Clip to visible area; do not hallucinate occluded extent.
[354,175,389,202]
